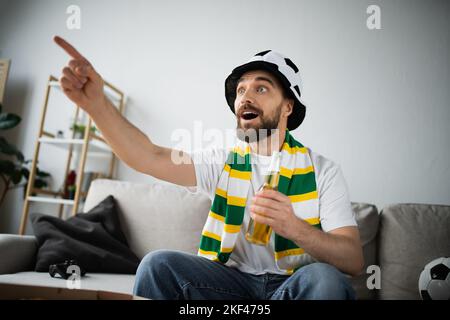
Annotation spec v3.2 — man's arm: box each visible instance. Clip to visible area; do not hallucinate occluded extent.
[250,189,364,276]
[291,224,364,277]
[54,36,196,186]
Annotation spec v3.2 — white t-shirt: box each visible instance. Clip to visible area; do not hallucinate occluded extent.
[190,147,357,275]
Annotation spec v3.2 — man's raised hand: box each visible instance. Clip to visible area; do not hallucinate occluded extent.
[54,36,105,112]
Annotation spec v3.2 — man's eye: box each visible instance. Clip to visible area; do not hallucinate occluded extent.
[257,86,267,93]
[237,86,266,95]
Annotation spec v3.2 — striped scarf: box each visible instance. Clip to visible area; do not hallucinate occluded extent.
[197,130,321,274]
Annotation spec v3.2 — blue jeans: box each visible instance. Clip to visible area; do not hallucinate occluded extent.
[133,249,356,300]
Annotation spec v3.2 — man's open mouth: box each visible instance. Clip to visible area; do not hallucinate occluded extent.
[240,111,259,120]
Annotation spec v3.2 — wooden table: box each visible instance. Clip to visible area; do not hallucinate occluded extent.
[0,283,146,300]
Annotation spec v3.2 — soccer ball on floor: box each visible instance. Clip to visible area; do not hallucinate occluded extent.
[418,257,450,300]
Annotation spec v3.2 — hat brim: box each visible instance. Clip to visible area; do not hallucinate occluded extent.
[225,61,306,131]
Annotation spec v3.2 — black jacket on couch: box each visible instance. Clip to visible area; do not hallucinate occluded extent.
[30,195,140,274]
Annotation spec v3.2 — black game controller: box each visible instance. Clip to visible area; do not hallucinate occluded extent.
[49,259,86,279]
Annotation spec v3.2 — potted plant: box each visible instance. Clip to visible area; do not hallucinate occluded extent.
[0,103,51,208]
[70,123,97,138]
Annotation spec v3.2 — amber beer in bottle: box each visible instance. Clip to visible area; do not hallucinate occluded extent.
[245,151,281,245]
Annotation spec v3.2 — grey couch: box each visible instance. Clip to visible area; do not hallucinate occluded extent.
[0,179,449,299]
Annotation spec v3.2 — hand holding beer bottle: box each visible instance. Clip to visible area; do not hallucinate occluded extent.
[246,151,281,246]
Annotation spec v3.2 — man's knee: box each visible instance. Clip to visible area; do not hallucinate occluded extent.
[273,262,355,300]
[136,249,184,277]
[300,262,342,280]
[139,249,180,266]
[297,263,354,299]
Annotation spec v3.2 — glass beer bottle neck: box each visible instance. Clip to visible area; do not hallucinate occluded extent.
[263,171,279,190]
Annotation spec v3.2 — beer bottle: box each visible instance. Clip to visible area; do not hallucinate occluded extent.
[245,151,281,245]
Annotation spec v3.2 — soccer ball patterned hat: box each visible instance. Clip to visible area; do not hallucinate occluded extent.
[225,50,306,131]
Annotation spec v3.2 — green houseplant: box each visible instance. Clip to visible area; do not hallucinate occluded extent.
[0,103,51,208]
[70,123,97,138]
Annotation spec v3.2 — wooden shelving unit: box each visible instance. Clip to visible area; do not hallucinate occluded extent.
[18,75,125,235]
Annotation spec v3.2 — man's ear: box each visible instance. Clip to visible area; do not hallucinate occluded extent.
[284,98,294,117]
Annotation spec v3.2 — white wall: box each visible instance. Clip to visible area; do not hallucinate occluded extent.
[1,0,449,234]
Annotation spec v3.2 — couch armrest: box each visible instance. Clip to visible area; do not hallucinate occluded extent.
[0,234,37,274]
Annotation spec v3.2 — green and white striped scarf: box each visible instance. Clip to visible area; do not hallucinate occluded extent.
[197,130,321,274]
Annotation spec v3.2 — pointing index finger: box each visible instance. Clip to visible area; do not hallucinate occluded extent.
[53,36,86,60]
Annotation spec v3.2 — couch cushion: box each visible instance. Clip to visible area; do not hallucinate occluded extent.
[377,203,450,300]
[0,234,37,274]
[0,272,135,295]
[84,179,212,259]
[349,202,379,300]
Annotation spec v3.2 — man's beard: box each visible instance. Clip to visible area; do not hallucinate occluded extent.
[236,103,282,143]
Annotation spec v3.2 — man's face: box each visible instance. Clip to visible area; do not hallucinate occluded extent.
[234,70,292,142]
